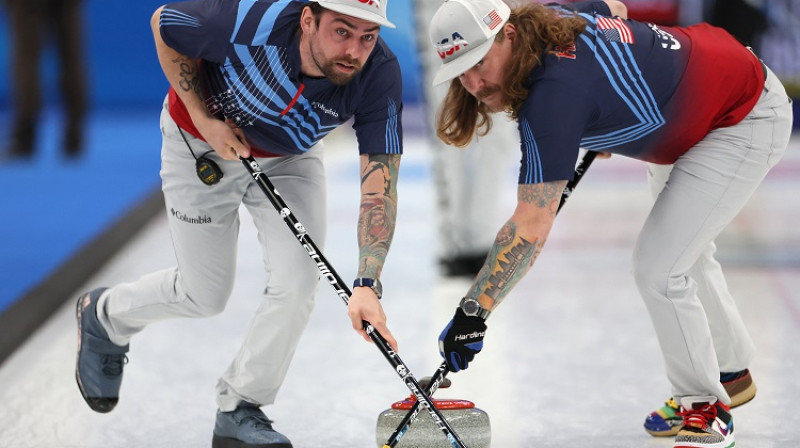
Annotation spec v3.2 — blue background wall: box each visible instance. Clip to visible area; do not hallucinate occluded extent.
[0,0,422,314]
[0,0,422,110]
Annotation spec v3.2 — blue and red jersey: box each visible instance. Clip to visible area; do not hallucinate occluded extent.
[159,0,403,157]
[517,2,765,183]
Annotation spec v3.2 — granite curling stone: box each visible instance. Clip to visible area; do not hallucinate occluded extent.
[375,395,490,447]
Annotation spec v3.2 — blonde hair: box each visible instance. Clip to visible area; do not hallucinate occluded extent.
[437,3,586,147]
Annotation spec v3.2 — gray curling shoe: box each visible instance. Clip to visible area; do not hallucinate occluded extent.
[212,404,293,448]
[75,287,129,413]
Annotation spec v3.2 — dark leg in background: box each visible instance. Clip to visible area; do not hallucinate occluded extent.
[6,0,44,158]
[52,0,88,158]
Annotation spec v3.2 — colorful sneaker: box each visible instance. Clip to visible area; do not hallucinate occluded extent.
[644,369,755,437]
[644,397,682,437]
[720,369,756,407]
[212,403,293,448]
[674,398,734,448]
[75,288,129,413]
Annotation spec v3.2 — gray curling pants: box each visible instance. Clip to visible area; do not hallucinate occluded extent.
[634,65,793,405]
[97,101,326,411]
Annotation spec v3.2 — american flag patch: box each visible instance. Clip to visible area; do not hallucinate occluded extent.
[483,9,502,30]
[597,17,634,43]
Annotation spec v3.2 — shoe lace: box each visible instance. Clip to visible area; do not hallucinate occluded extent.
[243,413,275,431]
[677,402,717,429]
[101,354,128,376]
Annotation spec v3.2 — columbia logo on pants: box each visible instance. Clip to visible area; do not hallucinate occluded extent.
[171,208,212,224]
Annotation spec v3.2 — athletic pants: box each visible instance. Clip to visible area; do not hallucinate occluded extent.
[97,101,326,411]
[634,65,793,404]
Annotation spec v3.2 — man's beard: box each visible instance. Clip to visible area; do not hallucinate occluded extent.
[476,84,506,112]
[476,84,500,101]
[310,42,363,85]
[319,59,362,85]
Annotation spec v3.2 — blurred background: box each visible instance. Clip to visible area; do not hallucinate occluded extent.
[0,0,798,363]
[0,0,423,361]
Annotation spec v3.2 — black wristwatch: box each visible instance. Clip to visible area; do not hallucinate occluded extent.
[353,278,382,300]
[460,297,490,320]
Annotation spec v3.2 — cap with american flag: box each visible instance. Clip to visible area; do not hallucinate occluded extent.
[429,0,511,85]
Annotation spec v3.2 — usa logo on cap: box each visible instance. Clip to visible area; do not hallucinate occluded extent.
[435,32,470,61]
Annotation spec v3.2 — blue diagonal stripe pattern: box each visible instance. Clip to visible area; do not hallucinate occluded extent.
[577,14,664,150]
[253,0,292,45]
[385,98,401,154]
[220,44,330,150]
[160,8,202,28]
[232,0,259,43]
[214,0,341,152]
[520,118,543,184]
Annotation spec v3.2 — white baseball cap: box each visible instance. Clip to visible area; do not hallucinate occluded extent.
[429,0,510,85]
[310,0,395,29]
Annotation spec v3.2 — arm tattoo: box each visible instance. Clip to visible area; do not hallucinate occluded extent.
[172,55,203,96]
[518,181,563,213]
[357,154,400,278]
[466,181,564,309]
[467,221,542,308]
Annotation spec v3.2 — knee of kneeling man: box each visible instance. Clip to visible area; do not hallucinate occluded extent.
[631,262,667,292]
[196,300,227,317]
[181,290,230,317]
[632,263,693,299]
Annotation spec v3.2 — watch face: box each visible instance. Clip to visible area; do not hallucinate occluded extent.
[462,299,480,316]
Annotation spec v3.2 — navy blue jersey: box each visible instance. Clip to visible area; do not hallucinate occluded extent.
[516,3,764,183]
[160,0,403,156]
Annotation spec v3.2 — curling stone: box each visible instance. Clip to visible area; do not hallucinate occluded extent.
[375,377,490,448]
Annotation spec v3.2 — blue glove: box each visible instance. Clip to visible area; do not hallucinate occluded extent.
[438,307,487,372]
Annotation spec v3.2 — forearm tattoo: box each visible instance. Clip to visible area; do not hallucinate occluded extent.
[518,181,563,213]
[172,55,203,96]
[468,221,542,309]
[357,154,400,278]
[467,181,564,309]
